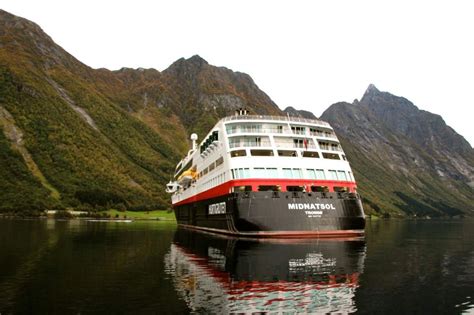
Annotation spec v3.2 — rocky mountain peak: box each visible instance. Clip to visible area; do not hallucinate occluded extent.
[365,83,380,94]
[187,54,208,66]
[357,85,472,155]
[322,87,473,217]
[0,9,86,71]
[360,84,419,113]
[358,84,381,104]
[164,55,209,76]
[0,9,36,28]
[283,106,317,119]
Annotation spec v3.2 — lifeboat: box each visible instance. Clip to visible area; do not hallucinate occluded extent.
[177,169,197,187]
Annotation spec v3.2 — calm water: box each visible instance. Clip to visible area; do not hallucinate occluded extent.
[0,219,473,314]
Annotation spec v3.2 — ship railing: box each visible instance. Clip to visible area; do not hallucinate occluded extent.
[275,144,318,149]
[319,147,342,152]
[227,129,338,138]
[226,128,280,134]
[228,142,339,151]
[229,141,272,148]
[221,115,331,127]
[310,132,337,139]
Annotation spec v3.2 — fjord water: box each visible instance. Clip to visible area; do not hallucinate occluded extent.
[0,219,473,314]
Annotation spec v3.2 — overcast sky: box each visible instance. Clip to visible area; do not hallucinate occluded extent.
[3,0,473,145]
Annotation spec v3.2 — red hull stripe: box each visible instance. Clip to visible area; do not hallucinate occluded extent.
[179,224,365,238]
[173,178,357,207]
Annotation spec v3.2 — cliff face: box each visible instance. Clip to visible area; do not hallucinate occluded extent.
[0,10,282,211]
[321,86,473,217]
[0,9,472,216]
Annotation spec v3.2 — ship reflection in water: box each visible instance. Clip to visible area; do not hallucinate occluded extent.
[164,229,366,313]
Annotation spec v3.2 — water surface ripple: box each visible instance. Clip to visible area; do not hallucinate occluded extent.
[0,219,473,314]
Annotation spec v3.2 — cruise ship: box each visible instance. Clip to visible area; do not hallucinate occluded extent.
[166,109,365,237]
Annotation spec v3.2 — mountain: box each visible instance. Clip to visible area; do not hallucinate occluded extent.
[0,9,280,212]
[321,85,474,217]
[283,106,317,119]
[0,9,472,217]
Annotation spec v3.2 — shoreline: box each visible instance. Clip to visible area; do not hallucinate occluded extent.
[0,209,177,222]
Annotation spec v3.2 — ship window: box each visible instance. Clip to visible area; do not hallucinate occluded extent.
[233,185,252,192]
[338,171,348,181]
[348,171,354,181]
[334,186,349,192]
[209,163,215,172]
[322,153,340,160]
[287,185,305,192]
[310,128,323,136]
[315,169,326,179]
[203,167,208,175]
[311,186,329,192]
[342,155,347,161]
[319,141,329,150]
[231,169,235,179]
[293,168,303,178]
[229,138,241,148]
[254,167,266,177]
[293,139,304,148]
[291,126,306,135]
[215,156,224,167]
[226,125,237,134]
[302,151,319,158]
[266,168,278,178]
[278,150,297,157]
[234,168,250,179]
[328,170,338,180]
[212,131,219,141]
[283,168,303,178]
[258,185,280,192]
[306,169,317,179]
[230,150,246,157]
[251,149,274,156]
[241,124,262,133]
[277,125,283,133]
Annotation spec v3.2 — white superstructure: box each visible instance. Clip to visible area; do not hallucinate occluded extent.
[167,111,358,206]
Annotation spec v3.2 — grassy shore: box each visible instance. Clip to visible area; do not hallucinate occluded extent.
[104,210,176,221]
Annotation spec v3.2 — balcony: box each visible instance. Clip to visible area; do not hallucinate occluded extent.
[227,126,338,139]
[221,114,331,127]
[227,127,283,135]
[276,143,318,149]
[229,140,272,148]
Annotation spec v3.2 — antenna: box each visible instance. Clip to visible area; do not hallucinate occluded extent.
[190,133,198,150]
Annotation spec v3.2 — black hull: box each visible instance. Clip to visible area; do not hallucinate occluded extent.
[174,191,365,238]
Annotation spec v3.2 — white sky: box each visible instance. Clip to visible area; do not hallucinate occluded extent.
[2,0,473,145]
